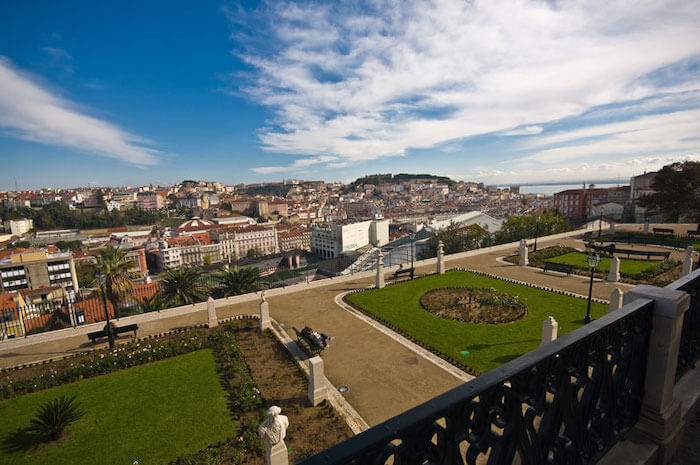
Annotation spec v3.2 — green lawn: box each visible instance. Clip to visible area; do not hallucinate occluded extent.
[346,271,606,374]
[0,350,234,465]
[548,252,659,275]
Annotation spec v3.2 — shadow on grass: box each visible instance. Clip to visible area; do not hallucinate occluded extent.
[465,338,539,351]
[1,428,45,454]
[491,354,521,364]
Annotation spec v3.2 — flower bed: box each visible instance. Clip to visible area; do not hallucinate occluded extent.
[419,287,527,324]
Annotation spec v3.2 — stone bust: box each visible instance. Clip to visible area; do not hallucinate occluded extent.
[258,406,289,445]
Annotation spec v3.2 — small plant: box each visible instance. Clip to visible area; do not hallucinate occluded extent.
[27,395,84,441]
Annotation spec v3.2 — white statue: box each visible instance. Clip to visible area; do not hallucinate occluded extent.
[261,289,266,302]
[258,406,289,445]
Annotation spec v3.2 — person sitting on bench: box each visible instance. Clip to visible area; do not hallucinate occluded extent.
[301,326,333,348]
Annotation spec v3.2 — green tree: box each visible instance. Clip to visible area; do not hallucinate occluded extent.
[137,293,165,313]
[494,211,571,245]
[75,261,98,288]
[95,247,133,317]
[246,248,259,258]
[637,161,700,222]
[202,255,212,266]
[55,240,83,250]
[215,266,263,297]
[158,266,210,306]
[419,223,490,259]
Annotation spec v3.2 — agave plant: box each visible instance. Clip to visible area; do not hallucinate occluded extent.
[27,395,84,441]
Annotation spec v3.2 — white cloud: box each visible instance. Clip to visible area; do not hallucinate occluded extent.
[231,0,700,173]
[0,57,160,165]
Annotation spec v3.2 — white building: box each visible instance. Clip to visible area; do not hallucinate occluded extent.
[426,211,503,233]
[6,218,33,236]
[311,219,390,259]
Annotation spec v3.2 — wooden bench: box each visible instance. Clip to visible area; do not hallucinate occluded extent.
[392,267,415,279]
[687,230,700,237]
[87,323,139,345]
[292,326,325,356]
[653,228,674,236]
[543,262,574,275]
[613,248,670,260]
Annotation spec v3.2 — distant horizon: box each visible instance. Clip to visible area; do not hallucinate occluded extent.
[1,1,698,189]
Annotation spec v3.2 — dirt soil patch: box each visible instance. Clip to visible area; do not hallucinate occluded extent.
[232,321,353,464]
[419,287,527,324]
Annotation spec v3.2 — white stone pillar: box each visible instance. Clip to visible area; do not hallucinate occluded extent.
[609,223,615,235]
[519,239,529,266]
[258,406,289,465]
[540,316,558,346]
[375,252,385,289]
[437,240,445,275]
[308,356,328,406]
[207,297,218,328]
[287,256,293,269]
[295,255,300,268]
[682,246,693,276]
[259,292,271,331]
[608,288,623,312]
[607,256,620,282]
[623,285,690,462]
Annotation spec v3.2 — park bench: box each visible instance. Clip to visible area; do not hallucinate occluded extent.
[543,261,574,275]
[87,323,139,345]
[613,248,670,260]
[688,230,700,237]
[653,228,674,236]
[292,326,325,356]
[392,267,415,279]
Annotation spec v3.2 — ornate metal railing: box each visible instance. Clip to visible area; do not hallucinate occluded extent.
[301,298,654,465]
[667,268,700,381]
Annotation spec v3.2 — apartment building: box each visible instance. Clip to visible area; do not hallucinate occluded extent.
[5,218,33,236]
[311,219,389,259]
[0,247,79,294]
[137,191,164,211]
[213,225,278,260]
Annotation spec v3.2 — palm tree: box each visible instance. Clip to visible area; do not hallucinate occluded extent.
[215,266,263,297]
[137,294,165,313]
[158,266,210,307]
[95,247,133,318]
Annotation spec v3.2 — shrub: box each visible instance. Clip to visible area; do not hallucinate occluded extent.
[27,395,84,441]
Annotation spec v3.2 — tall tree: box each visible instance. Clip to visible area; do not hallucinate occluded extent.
[215,266,263,297]
[419,223,490,259]
[95,247,133,317]
[158,266,210,306]
[637,161,700,222]
[494,211,571,245]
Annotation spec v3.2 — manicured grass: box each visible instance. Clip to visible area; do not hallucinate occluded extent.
[548,252,659,275]
[346,271,606,375]
[0,350,234,465]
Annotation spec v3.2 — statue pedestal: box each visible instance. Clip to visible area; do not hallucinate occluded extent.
[266,441,288,465]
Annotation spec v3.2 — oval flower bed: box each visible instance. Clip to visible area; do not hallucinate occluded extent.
[419,286,527,324]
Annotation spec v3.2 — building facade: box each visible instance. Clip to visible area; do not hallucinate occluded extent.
[137,191,164,211]
[311,219,390,259]
[0,248,79,294]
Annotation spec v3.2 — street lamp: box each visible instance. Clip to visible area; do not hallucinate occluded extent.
[410,232,415,280]
[584,252,600,324]
[598,213,603,238]
[96,271,115,348]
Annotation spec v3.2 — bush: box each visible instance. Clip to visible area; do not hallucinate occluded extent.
[27,395,84,441]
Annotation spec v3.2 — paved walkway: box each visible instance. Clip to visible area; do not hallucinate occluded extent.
[0,229,687,428]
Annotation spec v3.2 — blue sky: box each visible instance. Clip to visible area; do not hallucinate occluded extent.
[1,0,699,190]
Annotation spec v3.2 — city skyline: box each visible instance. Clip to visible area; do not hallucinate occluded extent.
[1,0,699,190]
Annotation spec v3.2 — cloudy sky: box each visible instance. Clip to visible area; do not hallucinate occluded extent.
[1,0,699,189]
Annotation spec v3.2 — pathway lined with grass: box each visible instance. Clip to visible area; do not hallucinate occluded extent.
[548,251,664,275]
[0,350,233,465]
[346,271,606,375]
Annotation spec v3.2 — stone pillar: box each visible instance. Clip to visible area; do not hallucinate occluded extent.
[308,356,328,406]
[682,246,693,276]
[207,297,218,328]
[519,239,529,266]
[540,316,558,346]
[259,292,271,331]
[607,256,620,282]
[375,252,385,289]
[437,240,445,275]
[287,255,293,269]
[295,255,300,268]
[623,285,690,463]
[609,223,615,235]
[258,406,289,465]
[145,275,152,284]
[644,220,650,234]
[608,288,623,312]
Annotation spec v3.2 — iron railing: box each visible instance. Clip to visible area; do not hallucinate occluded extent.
[667,268,700,380]
[300,298,654,465]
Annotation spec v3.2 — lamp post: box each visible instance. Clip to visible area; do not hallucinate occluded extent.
[96,272,115,349]
[598,213,603,238]
[584,252,600,324]
[410,232,415,280]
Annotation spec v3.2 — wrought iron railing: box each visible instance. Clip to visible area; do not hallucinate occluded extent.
[667,268,700,380]
[300,298,654,465]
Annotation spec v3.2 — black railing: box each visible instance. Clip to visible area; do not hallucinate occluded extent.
[300,298,654,465]
[667,269,700,380]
